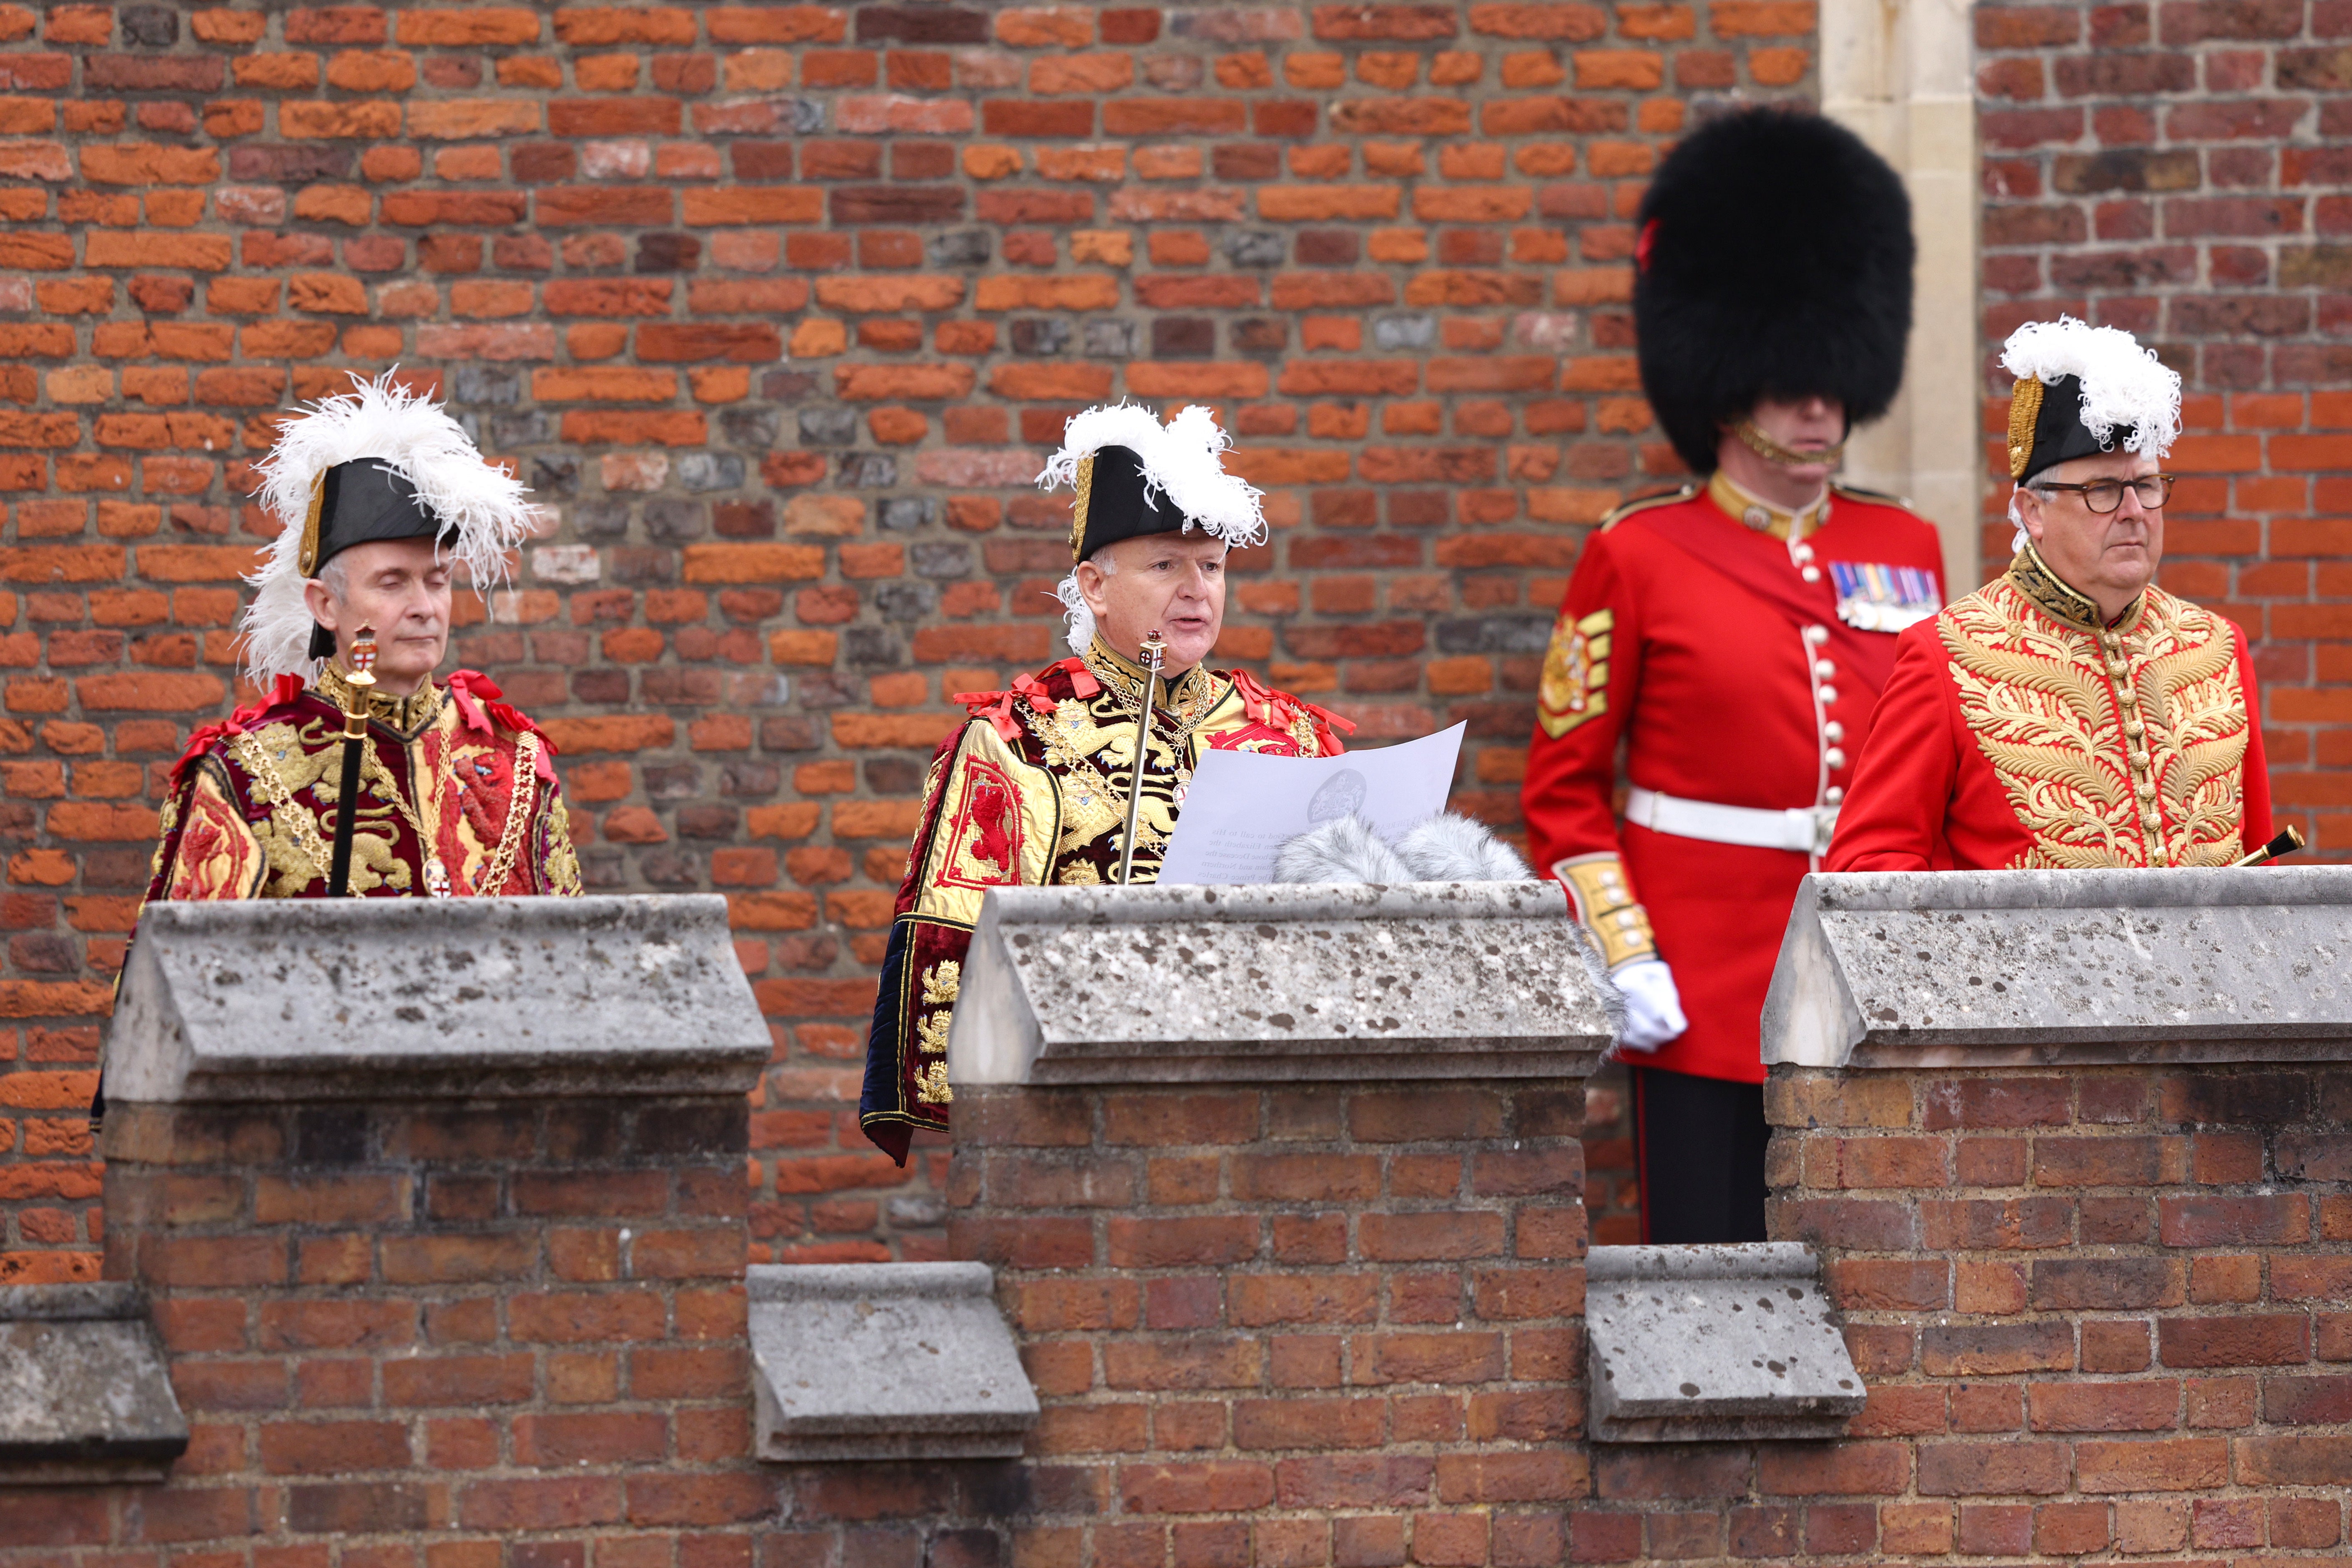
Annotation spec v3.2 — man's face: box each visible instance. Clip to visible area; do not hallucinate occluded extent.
[1745,394,1846,484]
[2018,450,2164,608]
[1074,532,1229,674]
[302,536,454,692]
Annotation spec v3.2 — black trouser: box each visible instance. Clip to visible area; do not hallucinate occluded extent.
[1630,1065,1770,1244]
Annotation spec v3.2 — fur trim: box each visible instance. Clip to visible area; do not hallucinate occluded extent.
[1391,813,1533,882]
[241,369,536,687]
[1634,108,1913,474]
[1037,401,1268,549]
[2001,315,2182,461]
[1273,815,1413,885]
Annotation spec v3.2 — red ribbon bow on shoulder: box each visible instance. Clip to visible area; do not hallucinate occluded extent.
[171,675,305,783]
[953,659,1102,743]
[1230,670,1355,755]
[953,672,1059,742]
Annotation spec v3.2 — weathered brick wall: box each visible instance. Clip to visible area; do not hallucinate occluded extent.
[0,1086,767,1560]
[0,0,1822,1281]
[1709,1062,2352,1563]
[1977,0,2352,852]
[795,1076,1593,1564]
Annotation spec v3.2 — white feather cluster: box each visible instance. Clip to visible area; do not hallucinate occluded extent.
[1037,401,1268,547]
[1037,402,1267,654]
[2001,315,2182,462]
[241,370,537,687]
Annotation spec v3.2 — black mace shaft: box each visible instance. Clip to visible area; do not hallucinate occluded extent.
[324,627,378,898]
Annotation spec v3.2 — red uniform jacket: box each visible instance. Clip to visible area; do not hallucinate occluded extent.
[1522,479,1945,1084]
[1826,547,2271,872]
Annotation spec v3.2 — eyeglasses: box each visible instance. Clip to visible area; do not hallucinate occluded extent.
[2031,474,2176,514]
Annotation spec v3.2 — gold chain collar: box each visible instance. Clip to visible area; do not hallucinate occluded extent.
[1081,638,1215,729]
[2006,538,2145,636]
[315,665,445,737]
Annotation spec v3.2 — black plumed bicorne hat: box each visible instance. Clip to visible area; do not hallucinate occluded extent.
[1632,108,1915,474]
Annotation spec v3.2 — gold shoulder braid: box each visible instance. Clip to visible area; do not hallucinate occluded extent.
[1940,573,2248,869]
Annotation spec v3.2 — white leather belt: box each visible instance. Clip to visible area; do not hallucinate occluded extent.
[1624,786,1839,856]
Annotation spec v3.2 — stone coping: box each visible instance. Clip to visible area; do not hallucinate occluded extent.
[1762,866,2352,1069]
[947,881,1613,1086]
[1585,1243,1863,1444]
[106,894,771,1104]
[746,1263,1039,1463]
[0,1283,188,1485]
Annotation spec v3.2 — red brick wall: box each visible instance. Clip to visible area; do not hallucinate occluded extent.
[924,1077,1591,1565]
[4,1088,767,1561]
[1976,0,2352,854]
[0,1,1820,1279]
[1730,1062,2352,1563]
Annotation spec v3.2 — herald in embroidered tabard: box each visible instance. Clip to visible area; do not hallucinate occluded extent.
[1829,560,1941,633]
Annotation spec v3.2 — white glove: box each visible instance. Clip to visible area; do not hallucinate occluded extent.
[1611,958,1687,1053]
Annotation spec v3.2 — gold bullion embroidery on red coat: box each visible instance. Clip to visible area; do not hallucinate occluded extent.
[1537,608,1612,739]
[1940,577,2249,869]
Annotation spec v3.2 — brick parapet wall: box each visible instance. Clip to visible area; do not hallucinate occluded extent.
[0,0,1823,1279]
[1725,1061,2352,1563]
[1975,0,2352,853]
[0,1089,770,1560]
[877,1079,1594,1565]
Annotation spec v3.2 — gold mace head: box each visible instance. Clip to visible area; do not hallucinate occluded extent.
[348,626,379,687]
[1140,629,1167,673]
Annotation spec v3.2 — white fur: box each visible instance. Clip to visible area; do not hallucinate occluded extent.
[1037,401,1267,551]
[1273,815,1413,885]
[2001,316,2182,462]
[1391,813,1533,882]
[241,370,537,686]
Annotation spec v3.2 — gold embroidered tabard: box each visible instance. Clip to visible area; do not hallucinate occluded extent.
[1938,547,2251,869]
[146,668,584,906]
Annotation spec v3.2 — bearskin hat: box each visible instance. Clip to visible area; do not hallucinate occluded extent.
[1633,108,1915,474]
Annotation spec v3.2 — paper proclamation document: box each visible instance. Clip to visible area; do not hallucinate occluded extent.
[1155,722,1466,886]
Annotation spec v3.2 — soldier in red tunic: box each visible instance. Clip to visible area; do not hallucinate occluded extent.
[860,405,1349,1164]
[1521,110,1946,1242]
[1827,317,2271,872]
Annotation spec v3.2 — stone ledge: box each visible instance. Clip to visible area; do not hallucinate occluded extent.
[107,894,771,1104]
[1585,1244,1864,1443]
[748,1263,1039,1462]
[0,1284,188,1485]
[1762,866,2352,1070]
[948,882,1612,1086]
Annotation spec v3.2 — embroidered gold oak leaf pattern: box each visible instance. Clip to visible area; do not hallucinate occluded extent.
[1943,581,2248,869]
[2139,594,2248,863]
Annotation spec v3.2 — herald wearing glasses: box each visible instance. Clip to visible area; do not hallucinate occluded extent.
[1825,317,2272,872]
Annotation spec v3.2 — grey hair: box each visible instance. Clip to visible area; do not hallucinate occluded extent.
[314,558,349,602]
[1054,552,1117,654]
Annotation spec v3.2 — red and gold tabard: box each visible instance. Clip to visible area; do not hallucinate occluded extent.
[146,666,582,904]
[1826,543,2272,872]
[859,638,1348,1163]
[1521,476,1946,1085]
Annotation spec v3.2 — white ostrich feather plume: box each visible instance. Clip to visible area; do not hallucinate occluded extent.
[1036,401,1268,549]
[2001,315,2182,461]
[241,370,535,687]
